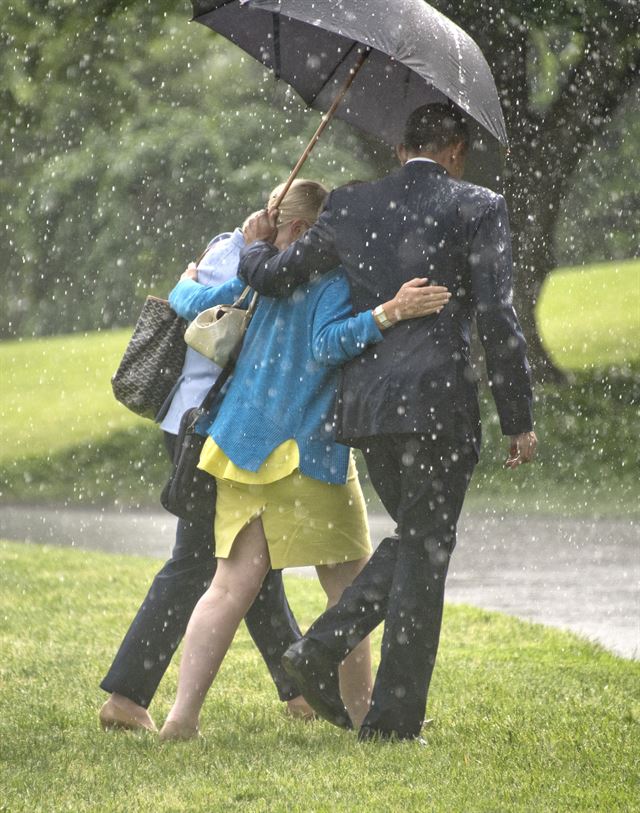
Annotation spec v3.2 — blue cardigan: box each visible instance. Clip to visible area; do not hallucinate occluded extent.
[169,271,383,485]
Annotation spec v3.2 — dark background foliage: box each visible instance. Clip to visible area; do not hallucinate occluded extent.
[2,0,638,379]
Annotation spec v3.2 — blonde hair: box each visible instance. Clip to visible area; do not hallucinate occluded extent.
[268,178,328,226]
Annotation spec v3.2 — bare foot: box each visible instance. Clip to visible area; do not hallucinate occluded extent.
[159,719,200,742]
[99,693,157,733]
[285,695,316,721]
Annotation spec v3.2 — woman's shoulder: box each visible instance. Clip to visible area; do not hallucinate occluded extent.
[308,268,348,295]
[306,269,350,307]
[255,269,348,312]
[207,231,235,246]
[200,228,242,260]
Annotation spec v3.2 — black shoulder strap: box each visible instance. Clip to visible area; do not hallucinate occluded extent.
[189,325,249,428]
[200,359,234,414]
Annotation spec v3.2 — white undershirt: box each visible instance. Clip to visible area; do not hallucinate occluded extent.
[404,157,438,165]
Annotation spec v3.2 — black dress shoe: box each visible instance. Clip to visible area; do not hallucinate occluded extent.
[281,639,352,730]
[358,725,425,744]
[357,725,392,743]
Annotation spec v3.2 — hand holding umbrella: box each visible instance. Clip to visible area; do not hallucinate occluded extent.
[242,208,279,244]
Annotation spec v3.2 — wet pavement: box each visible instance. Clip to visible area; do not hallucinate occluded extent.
[1,504,637,660]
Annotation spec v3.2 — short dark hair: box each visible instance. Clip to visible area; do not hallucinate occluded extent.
[403,103,470,153]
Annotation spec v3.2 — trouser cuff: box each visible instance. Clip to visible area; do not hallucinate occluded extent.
[99,675,154,710]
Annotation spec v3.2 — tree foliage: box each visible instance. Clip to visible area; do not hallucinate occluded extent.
[435,0,640,378]
[1,0,638,372]
[1,0,373,337]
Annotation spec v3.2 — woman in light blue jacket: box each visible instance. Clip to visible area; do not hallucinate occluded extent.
[160,180,450,739]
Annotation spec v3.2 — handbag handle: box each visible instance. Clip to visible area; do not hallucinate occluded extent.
[233,285,260,315]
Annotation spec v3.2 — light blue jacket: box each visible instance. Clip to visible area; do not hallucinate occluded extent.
[169,271,383,485]
[159,230,245,434]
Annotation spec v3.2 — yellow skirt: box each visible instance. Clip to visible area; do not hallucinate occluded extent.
[199,437,301,485]
[211,455,372,569]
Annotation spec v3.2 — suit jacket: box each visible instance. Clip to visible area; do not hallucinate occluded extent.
[239,161,533,451]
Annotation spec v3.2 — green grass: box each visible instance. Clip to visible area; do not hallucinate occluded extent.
[0,328,140,465]
[1,541,638,813]
[1,259,638,515]
[537,259,639,370]
[463,367,640,517]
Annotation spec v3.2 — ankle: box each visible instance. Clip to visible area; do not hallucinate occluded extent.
[286,695,316,721]
[159,718,200,741]
[165,706,200,731]
[110,693,148,714]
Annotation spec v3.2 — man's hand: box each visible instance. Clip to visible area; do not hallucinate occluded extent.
[390,278,451,321]
[243,208,279,245]
[504,431,538,469]
[180,262,198,282]
[375,278,451,328]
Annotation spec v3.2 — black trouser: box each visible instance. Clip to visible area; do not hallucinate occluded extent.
[100,432,302,707]
[306,433,476,738]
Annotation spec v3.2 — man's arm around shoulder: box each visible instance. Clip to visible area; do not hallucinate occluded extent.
[238,194,341,297]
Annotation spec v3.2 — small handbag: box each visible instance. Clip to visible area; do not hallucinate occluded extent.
[111,296,187,421]
[184,286,259,367]
[159,357,236,520]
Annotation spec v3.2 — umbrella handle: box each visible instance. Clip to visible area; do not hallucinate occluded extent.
[272,47,371,210]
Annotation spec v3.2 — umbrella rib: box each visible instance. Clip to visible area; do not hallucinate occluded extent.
[307,40,361,107]
[272,13,281,79]
[192,0,235,23]
[404,66,411,100]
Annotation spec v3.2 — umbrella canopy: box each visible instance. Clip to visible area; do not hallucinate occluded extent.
[191,0,506,186]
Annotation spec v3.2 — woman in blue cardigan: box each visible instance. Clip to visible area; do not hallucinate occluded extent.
[160,180,451,740]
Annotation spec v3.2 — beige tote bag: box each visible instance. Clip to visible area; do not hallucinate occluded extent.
[184,286,259,367]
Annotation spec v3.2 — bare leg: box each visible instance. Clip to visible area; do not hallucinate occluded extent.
[315,557,372,729]
[160,518,270,738]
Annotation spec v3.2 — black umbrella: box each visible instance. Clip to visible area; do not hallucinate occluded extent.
[191,0,507,194]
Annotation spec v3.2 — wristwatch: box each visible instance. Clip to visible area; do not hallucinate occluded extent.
[373,304,392,329]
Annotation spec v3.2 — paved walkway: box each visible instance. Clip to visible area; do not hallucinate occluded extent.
[1,505,637,659]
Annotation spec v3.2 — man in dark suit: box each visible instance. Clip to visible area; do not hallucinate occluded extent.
[240,103,537,741]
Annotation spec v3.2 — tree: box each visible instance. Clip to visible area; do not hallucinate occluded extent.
[1,0,638,371]
[555,88,639,267]
[0,0,373,338]
[435,0,640,380]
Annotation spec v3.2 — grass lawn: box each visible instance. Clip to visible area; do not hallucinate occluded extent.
[0,328,139,464]
[1,541,638,813]
[536,258,639,370]
[0,259,638,516]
